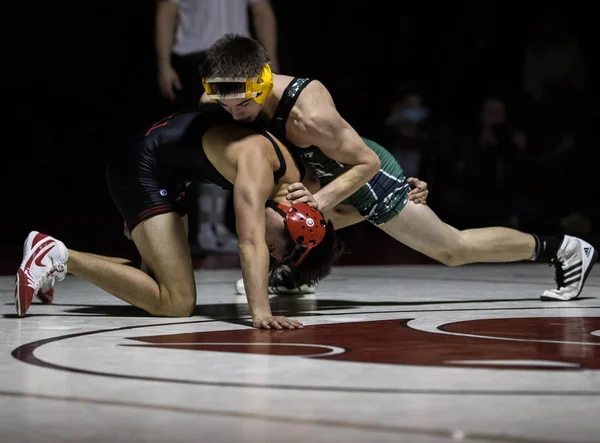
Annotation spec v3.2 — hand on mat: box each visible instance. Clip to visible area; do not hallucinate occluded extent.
[286,182,320,209]
[407,177,428,205]
[253,314,304,330]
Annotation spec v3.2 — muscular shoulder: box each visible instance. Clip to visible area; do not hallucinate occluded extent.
[291,80,335,120]
[285,80,343,146]
[204,126,276,184]
[229,130,278,166]
[204,125,265,161]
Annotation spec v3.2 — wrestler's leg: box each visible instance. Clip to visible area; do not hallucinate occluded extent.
[377,200,535,266]
[67,212,196,316]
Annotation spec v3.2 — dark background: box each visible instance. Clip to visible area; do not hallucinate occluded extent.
[4,1,598,275]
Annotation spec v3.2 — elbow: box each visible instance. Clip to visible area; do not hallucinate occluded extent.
[368,150,381,175]
[237,236,264,251]
[238,239,268,261]
[238,239,257,250]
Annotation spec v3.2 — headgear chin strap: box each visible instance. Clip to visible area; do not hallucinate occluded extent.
[268,201,327,266]
[202,64,273,104]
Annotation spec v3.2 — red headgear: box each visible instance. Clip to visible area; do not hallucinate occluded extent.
[270,202,326,266]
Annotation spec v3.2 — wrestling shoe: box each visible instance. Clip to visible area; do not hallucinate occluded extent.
[235,265,317,295]
[15,231,68,317]
[23,231,55,303]
[235,277,276,296]
[541,235,597,301]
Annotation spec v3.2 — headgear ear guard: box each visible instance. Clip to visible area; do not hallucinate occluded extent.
[268,201,327,266]
[202,64,273,104]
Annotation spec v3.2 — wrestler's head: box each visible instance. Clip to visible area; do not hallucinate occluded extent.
[201,34,272,123]
[264,202,344,287]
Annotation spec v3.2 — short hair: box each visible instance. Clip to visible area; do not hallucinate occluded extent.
[201,33,270,97]
[269,219,344,289]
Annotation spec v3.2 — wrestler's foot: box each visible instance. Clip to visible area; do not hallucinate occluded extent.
[15,231,68,317]
[235,265,317,296]
[22,231,55,303]
[541,235,597,301]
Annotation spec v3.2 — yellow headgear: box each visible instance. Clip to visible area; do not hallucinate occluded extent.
[202,64,273,104]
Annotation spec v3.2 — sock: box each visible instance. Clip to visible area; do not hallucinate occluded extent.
[530,234,564,263]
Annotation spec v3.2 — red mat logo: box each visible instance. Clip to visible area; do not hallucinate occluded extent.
[125,317,600,371]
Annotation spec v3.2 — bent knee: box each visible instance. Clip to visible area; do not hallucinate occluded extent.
[164,301,196,317]
[156,288,196,317]
[433,245,469,267]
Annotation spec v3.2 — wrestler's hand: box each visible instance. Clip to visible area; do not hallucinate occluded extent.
[253,315,304,330]
[286,182,321,209]
[407,177,428,205]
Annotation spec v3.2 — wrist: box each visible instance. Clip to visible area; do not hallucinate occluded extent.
[314,194,325,211]
[156,57,171,71]
[313,192,332,212]
[251,309,272,321]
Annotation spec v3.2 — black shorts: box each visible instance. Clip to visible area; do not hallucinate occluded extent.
[105,106,289,234]
[106,140,190,234]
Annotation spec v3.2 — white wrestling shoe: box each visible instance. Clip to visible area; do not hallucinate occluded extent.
[15,231,68,317]
[23,231,55,303]
[235,265,317,295]
[541,235,597,301]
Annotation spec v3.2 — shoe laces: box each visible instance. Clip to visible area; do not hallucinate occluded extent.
[550,256,566,289]
[24,248,64,293]
[50,254,66,272]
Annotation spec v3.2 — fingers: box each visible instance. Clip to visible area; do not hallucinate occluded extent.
[407,177,418,187]
[407,177,427,190]
[287,195,318,207]
[408,188,428,198]
[286,183,311,201]
[256,317,304,330]
[286,184,318,207]
[260,321,275,330]
[284,318,304,329]
[411,197,428,205]
[287,183,306,192]
[267,317,300,330]
[408,191,428,205]
[293,198,318,207]
[406,177,428,205]
[408,189,428,204]
[286,190,311,201]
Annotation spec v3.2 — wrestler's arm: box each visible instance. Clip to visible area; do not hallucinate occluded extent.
[233,145,273,323]
[295,156,429,208]
[233,140,301,330]
[287,81,380,211]
[300,157,321,194]
[298,160,429,228]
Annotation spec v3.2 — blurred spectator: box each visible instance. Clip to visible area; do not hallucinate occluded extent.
[382,83,434,179]
[155,0,279,113]
[154,0,279,254]
[436,94,558,231]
